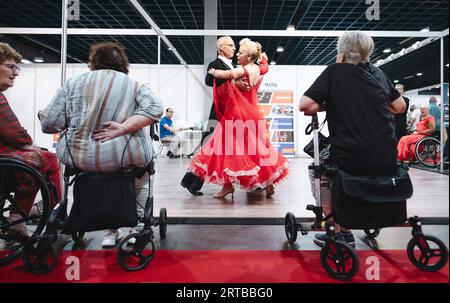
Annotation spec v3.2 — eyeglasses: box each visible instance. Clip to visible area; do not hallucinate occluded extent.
[1,64,20,73]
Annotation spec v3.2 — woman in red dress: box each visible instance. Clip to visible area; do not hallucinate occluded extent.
[397,105,436,162]
[188,39,289,198]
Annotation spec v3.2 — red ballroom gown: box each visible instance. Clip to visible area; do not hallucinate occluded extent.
[187,64,289,190]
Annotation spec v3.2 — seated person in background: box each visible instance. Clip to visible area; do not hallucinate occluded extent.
[397,105,435,162]
[39,42,164,248]
[0,43,62,240]
[159,107,181,158]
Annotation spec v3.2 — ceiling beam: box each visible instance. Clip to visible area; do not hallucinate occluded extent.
[0,27,447,38]
[128,0,187,66]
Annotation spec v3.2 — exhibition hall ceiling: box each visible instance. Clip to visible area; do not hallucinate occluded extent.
[0,0,448,90]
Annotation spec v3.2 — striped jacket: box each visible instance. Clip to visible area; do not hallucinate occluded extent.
[39,70,164,172]
[0,93,43,168]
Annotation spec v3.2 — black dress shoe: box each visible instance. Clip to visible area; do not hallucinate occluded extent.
[181,182,203,196]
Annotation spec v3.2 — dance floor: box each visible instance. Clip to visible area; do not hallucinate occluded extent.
[150,157,449,219]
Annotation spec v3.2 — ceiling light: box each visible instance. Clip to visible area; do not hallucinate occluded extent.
[286,25,295,32]
[277,46,284,53]
[383,48,391,53]
[416,73,423,76]
[393,80,399,83]
[446,63,449,67]
[270,61,276,65]
[21,59,32,64]
[34,57,44,63]
[420,27,430,32]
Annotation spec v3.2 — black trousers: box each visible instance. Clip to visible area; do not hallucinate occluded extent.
[181,105,218,191]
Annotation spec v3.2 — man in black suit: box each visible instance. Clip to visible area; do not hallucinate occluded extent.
[181,36,250,196]
[394,83,410,141]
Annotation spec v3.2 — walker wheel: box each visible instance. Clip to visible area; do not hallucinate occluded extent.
[71,231,85,242]
[285,212,298,244]
[22,237,59,274]
[407,235,448,272]
[364,228,380,239]
[117,233,155,272]
[320,241,359,280]
[159,208,167,239]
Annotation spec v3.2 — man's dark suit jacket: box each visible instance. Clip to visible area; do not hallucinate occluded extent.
[204,58,236,124]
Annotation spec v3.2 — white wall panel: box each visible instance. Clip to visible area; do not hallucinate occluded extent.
[157,66,188,128]
[296,66,328,157]
[34,65,62,150]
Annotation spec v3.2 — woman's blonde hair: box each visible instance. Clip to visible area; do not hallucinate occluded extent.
[239,38,259,62]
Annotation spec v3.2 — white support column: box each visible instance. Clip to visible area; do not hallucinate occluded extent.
[61,0,69,85]
[440,36,445,172]
[203,0,217,121]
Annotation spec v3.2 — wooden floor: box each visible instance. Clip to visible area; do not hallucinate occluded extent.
[148,157,449,218]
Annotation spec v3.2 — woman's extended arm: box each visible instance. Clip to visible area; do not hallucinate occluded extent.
[208,67,245,80]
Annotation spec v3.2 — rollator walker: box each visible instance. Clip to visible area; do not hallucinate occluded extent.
[284,114,449,280]
[0,124,167,273]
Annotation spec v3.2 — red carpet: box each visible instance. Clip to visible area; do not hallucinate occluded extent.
[0,250,448,283]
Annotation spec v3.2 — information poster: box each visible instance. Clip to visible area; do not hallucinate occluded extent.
[257,91,295,156]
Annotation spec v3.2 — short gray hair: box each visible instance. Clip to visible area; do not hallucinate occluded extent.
[217,36,233,50]
[337,32,374,64]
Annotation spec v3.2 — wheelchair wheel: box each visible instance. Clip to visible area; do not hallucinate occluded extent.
[0,159,52,267]
[407,235,448,272]
[364,228,380,239]
[414,137,441,168]
[22,237,59,274]
[284,212,298,244]
[117,232,156,272]
[320,241,359,280]
[71,231,85,242]
[159,208,167,239]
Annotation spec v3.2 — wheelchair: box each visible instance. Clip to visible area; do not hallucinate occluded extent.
[413,135,441,168]
[0,158,53,267]
[284,115,449,280]
[1,132,167,274]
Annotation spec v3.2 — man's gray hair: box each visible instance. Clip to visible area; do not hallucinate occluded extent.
[337,32,374,64]
[217,36,233,50]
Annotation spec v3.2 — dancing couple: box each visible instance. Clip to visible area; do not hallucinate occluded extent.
[181,37,289,198]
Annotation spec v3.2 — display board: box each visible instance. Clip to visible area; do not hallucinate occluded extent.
[257,90,296,156]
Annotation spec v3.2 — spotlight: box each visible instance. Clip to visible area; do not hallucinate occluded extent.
[286,25,295,32]
[420,27,430,33]
[34,57,44,63]
[383,48,391,53]
[277,46,284,53]
[270,61,276,65]
[394,80,399,83]
[416,73,423,76]
[21,59,32,64]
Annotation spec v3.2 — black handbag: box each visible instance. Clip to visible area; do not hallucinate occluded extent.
[63,170,138,233]
[331,165,413,230]
[303,118,330,159]
[62,131,139,233]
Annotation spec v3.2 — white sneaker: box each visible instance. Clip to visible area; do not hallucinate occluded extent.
[101,229,123,248]
[127,228,137,245]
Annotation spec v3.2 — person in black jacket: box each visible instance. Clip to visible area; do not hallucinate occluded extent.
[181,36,250,196]
[394,83,410,141]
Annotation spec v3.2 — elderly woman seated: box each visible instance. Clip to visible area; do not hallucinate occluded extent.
[39,42,164,248]
[397,105,435,162]
[0,43,62,241]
